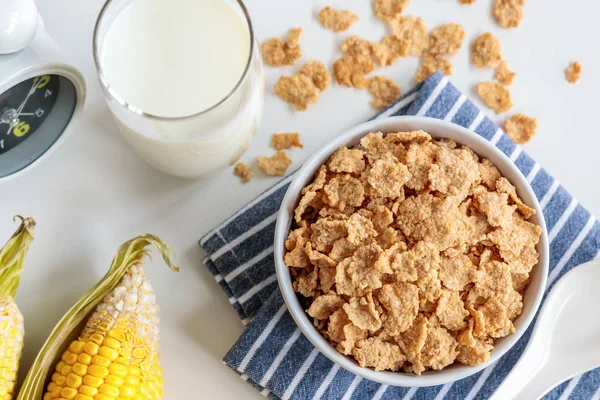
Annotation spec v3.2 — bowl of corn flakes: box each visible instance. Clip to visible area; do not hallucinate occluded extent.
[274,116,549,387]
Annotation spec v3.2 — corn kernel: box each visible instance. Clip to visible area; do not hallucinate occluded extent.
[118,385,136,398]
[55,374,66,386]
[60,365,72,377]
[82,375,103,388]
[99,346,119,361]
[105,375,124,387]
[60,386,78,399]
[62,351,78,365]
[79,384,98,396]
[43,393,54,400]
[99,383,120,397]
[127,366,140,377]
[92,355,111,368]
[103,337,121,350]
[88,364,109,379]
[90,333,105,345]
[83,342,99,356]
[69,341,85,354]
[95,394,117,400]
[66,373,82,389]
[72,363,88,376]
[108,363,128,378]
[56,361,66,373]
[108,330,126,342]
[74,394,93,400]
[122,376,139,386]
[51,385,62,397]
[77,353,92,366]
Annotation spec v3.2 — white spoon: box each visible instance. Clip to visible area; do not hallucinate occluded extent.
[490,259,600,400]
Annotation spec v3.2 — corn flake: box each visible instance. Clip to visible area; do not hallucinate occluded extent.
[436,289,469,330]
[504,114,538,144]
[333,55,375,88]
[272,133,303,150]
[311,219,348,252]
[233,162,253,183]
[318,6,359,32]
[323,175,365,211]
[495,177,536,219]
[475,191,516,228]
[328,147,366,174]
[307,293,345,320]
[496,60,516,86]
[374,0,411,21]
[261,28,302,66]
[275,74,320,111]
[387,16,429,56]
[566,61,582,84]
[377,282,419,336]
[368,77,402,110]
[478,159,502,190]
[493,0,524,29]
[429,147,480,196]
[477,82,513,114]
[348,245,384,292]
[257,150,292,176]
[472,260,513,299]
[353,338,406,371]
[374,36,409,67]
[343,295,382,331]
[420,323,459,371]
[439,254,474,291]
[415,51,453,83]
[471,33,502,68]
[367,157,410,198]
[429,23,466,56]
[300,60,331,92]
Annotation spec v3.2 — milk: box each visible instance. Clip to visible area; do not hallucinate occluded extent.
[95,0,264,177]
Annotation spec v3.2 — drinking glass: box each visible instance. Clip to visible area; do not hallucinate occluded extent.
[93,0,264,178]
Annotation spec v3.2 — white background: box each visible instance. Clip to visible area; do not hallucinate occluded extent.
[1,0,598,398]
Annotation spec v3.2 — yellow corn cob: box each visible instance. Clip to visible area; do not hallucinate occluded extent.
[0,217,35,400]
[17,235,177,400]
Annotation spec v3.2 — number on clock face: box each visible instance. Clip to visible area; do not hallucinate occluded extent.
[0,75,60,155]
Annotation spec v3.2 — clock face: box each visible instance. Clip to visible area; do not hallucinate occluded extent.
[0,75,60,155]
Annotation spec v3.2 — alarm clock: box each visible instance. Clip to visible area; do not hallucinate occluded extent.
[0,0,86,182]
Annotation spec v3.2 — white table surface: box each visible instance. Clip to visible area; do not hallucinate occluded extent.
[2,0,598,398]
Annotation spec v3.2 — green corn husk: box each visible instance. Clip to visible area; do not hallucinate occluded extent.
[0,216,35,299]
[16,234,178,400]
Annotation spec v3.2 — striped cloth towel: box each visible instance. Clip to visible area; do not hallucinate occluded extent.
[199,71,600,400]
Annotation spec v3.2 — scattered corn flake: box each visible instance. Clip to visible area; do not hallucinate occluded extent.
[439,254,474,291]
[429,23,466,56]
[348,245,384,292]
[333,55,375,88]
[475,191,516,228]
[496,60,516,86]
[477,82,513,114]
[428,147,481,196]
[504,114,538,144]
[566,61,582,83]
[233,162,253,183]
[472,260,513,299]
[367,157,410,198]
[275,74,320,111]
[374,35,409,67]
[459,0,477,3]
[387,16,429,56]
[324,174,365,211]
[471,33,502,68]
[493,0,524,29]
[478,159,502,190]
[436,289,469,331]
[343,295,382,331]
[377,282,419,336]
[353,337,406,371]
[300,60,331,92]
[368,76,402,110]
[272,133,303,150]
[318,6,359,32]
[261,27,303,66]
[307,293,345,320]
[420,324,459,371]
[342,36,374,56]
[495,177,536,218]
[415,51,453,82]
[311,218,348,252]
[257,150,292,176]
[374,0,411,21]
[328,147,366,174]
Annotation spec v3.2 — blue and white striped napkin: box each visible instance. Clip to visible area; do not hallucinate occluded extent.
[199,71,600,400]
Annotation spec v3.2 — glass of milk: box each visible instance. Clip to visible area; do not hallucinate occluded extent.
[93,0,264,178]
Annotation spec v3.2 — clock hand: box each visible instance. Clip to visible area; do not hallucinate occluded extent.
[16,77,40,115]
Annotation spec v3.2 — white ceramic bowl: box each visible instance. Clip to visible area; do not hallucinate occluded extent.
[274,116,549,387]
